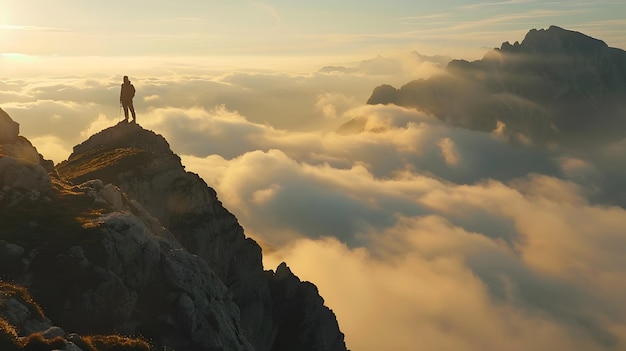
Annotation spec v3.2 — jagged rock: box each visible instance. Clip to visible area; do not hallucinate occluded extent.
[0,241,24,258]
[0,112,54,207]
[0,283,52,336]
[99,213,162,289]
[57,121,349,351]
[98,183,125,211]
[0,137,40,164]
[0,151,51,206]
[0,118,254,350]
[0,110,347,351]
[66,246,90,269]
[65,342,85,351]
[162,249,251,351]
[502,25,609,57]
[0,108,19,142]
[365,25,626,147]
[58,122,279,350]
[40,326,65,339]
[269,263,348,351]
[0,282,152,350]
[0,241,27,278]
[1,203,253,350]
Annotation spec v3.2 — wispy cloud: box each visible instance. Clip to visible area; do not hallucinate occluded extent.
[0,24,68,32]
[409,9,582,33]
[400,12,456,24]
[461,0,536,9]
[252,1,282,25]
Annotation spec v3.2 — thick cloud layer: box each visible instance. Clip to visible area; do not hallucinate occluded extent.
[1,52,445,163]
[2,51,626,350]
[173,101,625,349]
[186,142,626,350]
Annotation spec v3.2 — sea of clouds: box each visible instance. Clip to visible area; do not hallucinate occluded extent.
[2,52,626,351]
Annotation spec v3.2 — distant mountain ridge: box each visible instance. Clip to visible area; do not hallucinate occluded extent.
[365,25,626,147]
[0,108,348,351]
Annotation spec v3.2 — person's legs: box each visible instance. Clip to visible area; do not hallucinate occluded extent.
[122,103,129,121]
[129,102,136,123]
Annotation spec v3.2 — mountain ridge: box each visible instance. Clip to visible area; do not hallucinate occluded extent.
[364,25,626,147]
[0,108,349,351]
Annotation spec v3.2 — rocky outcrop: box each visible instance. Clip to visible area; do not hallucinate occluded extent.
[0,282,51,336]
[0,111,348,351]
[0,281,151,351]
[56,121,348,351]
[0,108,19,141]
[57,122,278,350]
[0,114,253,350]
[268,263,347,351]
[0,156,51,206]
[0,178,253,350]
[365,26,626,147]
[0,108,53,207]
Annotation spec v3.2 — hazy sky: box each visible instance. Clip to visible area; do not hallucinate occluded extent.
[2,2,626,351]
[2,0,626,60]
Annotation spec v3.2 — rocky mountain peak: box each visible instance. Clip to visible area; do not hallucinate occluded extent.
[2,111,256,350]
[69,121,174,159]
[365,26,626,147]
[0,108,19,142]
[0,108,45,165]
[500,25,609,57]
[0,109,55,207]
[0,109,350,351]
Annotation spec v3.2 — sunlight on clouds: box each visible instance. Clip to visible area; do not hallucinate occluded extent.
[437,137,460,166]
[264,224,603,351]
[29,135,70,164]
[251,183,281,205]
[80,114,119,139]
[180,154,230,185]
[2,43,626,351]
[315,92,359,120]
[491,120,507,140]
[559,157,600,185]
[143,94,159,102]
[182,141,626,350]
[420,174,626,283]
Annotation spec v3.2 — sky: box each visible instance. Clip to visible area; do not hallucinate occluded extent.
[2,1,626,351]
[2,0,626,60]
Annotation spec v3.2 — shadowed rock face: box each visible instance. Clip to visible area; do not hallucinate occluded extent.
[0,110,348,351]
[365,26,626,148]
[0,108,19,141]
[0,108,53,207]
[1,117,254,350]
[268,263,348,351]
[0,281,152,351]
[54,121,348,351]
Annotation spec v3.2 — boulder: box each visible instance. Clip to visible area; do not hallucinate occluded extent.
[0,157,51,206]
[0,108,19,141]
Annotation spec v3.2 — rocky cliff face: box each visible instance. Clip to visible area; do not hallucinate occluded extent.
[0,109,254,351]
[0,281,151,351]
[365,26,626,147]
[268,264,347,351]
[0,108,348,351]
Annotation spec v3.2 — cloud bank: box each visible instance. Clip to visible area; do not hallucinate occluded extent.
[2,51,626,351]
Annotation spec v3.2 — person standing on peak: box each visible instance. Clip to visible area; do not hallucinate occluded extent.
[120,75,136,123]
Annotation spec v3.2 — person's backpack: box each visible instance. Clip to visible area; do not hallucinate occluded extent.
[130,84,135,98]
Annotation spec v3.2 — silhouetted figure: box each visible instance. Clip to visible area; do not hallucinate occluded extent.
[120,75,136,123]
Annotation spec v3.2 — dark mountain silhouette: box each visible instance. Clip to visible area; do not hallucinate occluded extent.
[0,108,349,351]
[365,25,626,147]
